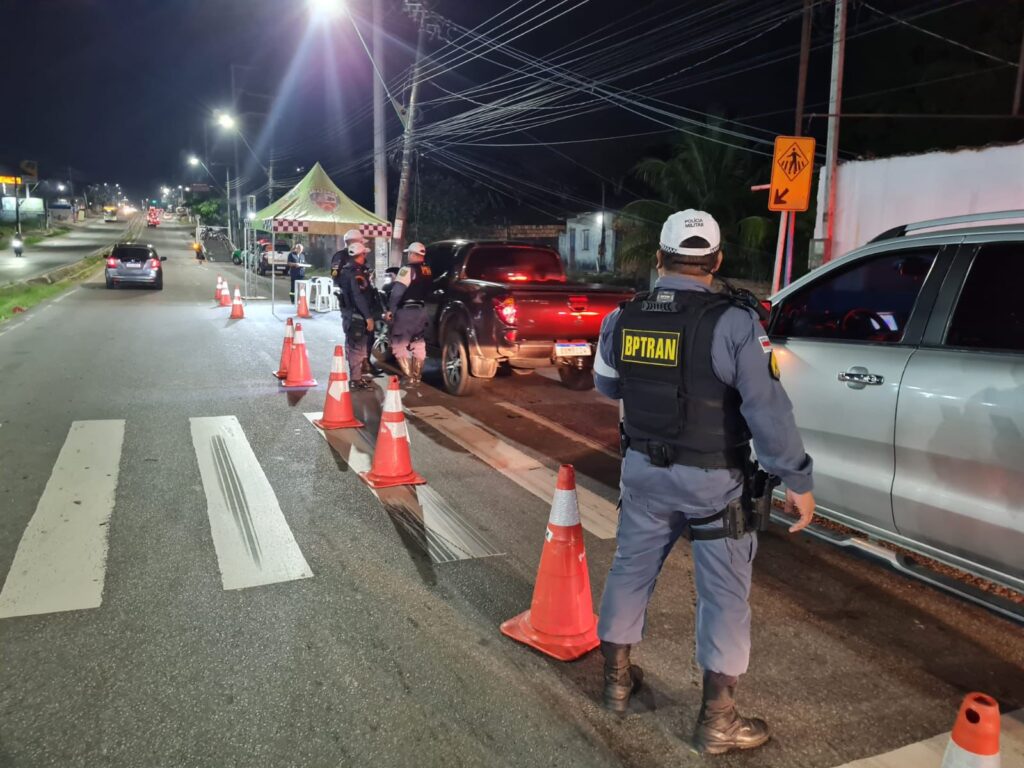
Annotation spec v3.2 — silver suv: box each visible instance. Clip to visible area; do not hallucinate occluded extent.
[766,210,1023,616]
[105,242,166,289]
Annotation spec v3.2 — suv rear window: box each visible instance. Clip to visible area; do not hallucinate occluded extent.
[112,246,151,262]
[463,246,565,283]
[946,243,1024,352]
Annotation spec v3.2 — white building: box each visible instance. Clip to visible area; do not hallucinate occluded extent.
[558,211,617,273]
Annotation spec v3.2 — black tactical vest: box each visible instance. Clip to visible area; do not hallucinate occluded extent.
[611,288,752,469]
[399,262,433,306]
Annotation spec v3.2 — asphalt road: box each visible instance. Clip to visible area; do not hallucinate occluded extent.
[0,218,133,285]
[0,223,1021,768]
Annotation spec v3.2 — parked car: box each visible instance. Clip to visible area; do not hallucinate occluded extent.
[421,240,634,395]
[105,242,166,289]
[764,209,1024,607]
[255,240,294,276]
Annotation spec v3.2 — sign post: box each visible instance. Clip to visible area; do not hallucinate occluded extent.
[768,136,816,293]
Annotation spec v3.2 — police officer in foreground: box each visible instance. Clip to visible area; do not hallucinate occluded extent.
[338,241,376,389]
[385,242,432,387]
[330,229,365,291]
[593,209,816,756]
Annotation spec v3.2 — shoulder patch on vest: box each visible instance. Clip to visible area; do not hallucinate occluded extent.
[758,335,772,354]
[620,328,681,367]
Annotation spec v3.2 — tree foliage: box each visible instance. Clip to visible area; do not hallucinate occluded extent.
[617,120,775,280]
[191,197,226,226]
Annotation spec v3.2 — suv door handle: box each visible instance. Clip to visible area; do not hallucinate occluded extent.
[838,367,884,388]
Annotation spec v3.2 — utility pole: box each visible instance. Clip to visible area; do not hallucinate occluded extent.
[230,65,243,244]
[373,0,389,278]
[598,182,607,272]
[1013,26,1024,115]
[783,0,814,286]
[267,149,275,206]
[820,0,847,266]
[225,167,232,237]
[390,12,429,267]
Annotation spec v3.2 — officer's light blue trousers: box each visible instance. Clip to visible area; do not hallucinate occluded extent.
[597,454,757,677]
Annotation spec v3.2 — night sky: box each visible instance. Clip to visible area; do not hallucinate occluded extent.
[3,0,1021,215]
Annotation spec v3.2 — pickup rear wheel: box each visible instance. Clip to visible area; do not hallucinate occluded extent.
[441,330,477,397]
[558,365,594,391]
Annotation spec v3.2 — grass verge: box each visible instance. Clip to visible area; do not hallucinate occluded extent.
[0,256,103,323]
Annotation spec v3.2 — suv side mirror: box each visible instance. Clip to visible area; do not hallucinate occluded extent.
[160,256,167,261]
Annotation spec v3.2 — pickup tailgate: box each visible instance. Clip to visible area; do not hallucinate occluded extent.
[506,284,633,341]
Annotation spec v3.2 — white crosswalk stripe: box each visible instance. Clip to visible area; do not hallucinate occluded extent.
[0,420,125,619]
[190,416,313,590]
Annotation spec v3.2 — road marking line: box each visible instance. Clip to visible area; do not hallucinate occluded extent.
[304,413,503,563]
[190,416,312,590]
[406,406,618,539]
[0,420,125,618]
[829,709,1023,767]
[495,401,620,459]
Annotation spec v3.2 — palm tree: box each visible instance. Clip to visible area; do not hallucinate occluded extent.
[618,120,774,280]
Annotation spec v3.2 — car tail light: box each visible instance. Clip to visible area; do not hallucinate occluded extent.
[105,256,118,268]
[147,258,161,270]
[493,296,517,326]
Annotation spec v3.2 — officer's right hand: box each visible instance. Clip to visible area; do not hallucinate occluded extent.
[784,489,816,533]
[365,318,375,332]
[384,311,394,323]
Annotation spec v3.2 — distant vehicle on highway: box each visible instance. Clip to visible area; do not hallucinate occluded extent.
[765,209,1024,607]
[146,207,160,228]
[105,242,166,290]
[421,240,634,395]
[103,207,118,223]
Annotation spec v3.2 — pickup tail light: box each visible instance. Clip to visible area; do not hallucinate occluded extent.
[759,300,771,330]
[493,296,517,326]
[105,257,118,268]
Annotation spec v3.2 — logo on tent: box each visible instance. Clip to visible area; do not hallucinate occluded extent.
[309,189,339,212]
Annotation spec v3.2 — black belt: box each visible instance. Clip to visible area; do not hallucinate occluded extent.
[625,436,749,470]
[399,301,425,309]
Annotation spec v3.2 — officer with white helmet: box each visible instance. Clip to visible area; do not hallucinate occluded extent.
[331,229,365,292]
[592,209,816,755]
[385,241,432,387]
[338,241,375,388]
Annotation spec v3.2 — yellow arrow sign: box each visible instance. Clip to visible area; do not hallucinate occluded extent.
[769,136,816,212]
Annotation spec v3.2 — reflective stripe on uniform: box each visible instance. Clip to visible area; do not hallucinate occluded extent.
[593,339,619,379]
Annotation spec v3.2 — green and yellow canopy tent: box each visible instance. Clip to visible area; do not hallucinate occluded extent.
[249,162,391,239]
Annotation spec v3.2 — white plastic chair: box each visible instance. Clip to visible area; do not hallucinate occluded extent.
[311,277,335,312]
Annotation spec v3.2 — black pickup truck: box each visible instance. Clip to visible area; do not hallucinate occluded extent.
[420,240,634,395]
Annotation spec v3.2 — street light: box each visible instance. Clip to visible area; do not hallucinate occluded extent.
[309,0,344,20]
[216,112,237,130]
[57,184,66,192]
[188,155,200,167]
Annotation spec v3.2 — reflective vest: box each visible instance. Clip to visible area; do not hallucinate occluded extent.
[611,288,752,469]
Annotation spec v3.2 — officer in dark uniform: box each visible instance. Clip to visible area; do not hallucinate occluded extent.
[385,241,432,387]
[330,229,365,292]
[592,210,817,756]
[338,242,375,389]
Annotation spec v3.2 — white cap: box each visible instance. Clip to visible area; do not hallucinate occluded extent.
[347,242,369,258]
[343,229,364,244]
[659,209,721,259]
[404,242,426,258]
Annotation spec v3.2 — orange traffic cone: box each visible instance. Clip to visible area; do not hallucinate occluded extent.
[296,284,312,318]
[281,323,318,389]
[273,318,294,380]
[214,276,224,302]
[313,346,364,430]
[500,465,600,661]
[229,288,245,319]
[219,282,232,306]
[361,376,426,488]
[941,693,1001,768]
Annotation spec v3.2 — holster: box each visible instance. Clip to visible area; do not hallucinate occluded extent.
[685,462,780,541]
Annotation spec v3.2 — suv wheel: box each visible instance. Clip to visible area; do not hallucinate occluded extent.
[441,329,477,396]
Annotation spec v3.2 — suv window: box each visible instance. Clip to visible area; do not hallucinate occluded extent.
[112,246,151,262]
[773,250,935,343]
[946,243,1024,352]
[425,242,457,282]
[463,246,566,283]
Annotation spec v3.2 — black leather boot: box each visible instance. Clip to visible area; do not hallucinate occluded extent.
[692,671,770,755]
[601,641,644,713]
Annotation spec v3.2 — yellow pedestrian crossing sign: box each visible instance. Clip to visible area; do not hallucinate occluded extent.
[769,136,815,212]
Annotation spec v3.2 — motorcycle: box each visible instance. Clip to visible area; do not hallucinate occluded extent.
[12,235,24,257]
